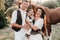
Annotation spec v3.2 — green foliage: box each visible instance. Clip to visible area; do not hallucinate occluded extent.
[5,6,18,18]
[0,10,9,29]
[57,0,60,7]
[7,10,13,17]
[0,0,5,10]
[42,1,58,9]
[6,9,14,18]
[5,0,15,10]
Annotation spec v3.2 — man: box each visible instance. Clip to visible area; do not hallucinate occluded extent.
[11,1,29,40]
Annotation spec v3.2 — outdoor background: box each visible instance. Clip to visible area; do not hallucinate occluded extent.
[0,0,60,40]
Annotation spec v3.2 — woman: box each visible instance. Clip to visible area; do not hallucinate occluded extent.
[26,7,45,40]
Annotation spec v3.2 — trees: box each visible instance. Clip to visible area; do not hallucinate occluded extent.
[0,0,9,29]
[0,10,9,29]
[0,0,5,10]
[42,1,58,9]
[57,0,60,7]
[5,0,15,10]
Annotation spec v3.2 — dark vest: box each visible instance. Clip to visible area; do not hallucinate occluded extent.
[12,10,22,32]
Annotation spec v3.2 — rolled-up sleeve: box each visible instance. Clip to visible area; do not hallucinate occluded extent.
[34,19,44,29]
[11,10,17,24]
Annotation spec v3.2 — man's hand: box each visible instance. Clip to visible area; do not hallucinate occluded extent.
[11,23,22,28]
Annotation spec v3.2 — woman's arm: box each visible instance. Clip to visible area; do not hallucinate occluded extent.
[26,19,41,31]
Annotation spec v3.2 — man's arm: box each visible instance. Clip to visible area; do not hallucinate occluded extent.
[11,23,22,28]
[11,10,23,28]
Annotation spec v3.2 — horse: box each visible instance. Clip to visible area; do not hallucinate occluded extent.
[41,7,60,40]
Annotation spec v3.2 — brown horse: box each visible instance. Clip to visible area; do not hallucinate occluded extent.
[41,7,60,40]
[44,7,60,35]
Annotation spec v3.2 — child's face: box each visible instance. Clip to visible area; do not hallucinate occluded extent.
[28,9,34,16]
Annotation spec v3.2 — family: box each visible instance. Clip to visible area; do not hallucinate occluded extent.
[11,1,46,40]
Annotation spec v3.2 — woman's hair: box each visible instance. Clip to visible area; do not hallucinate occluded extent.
[26,5,35,12]
[36,7,45,18]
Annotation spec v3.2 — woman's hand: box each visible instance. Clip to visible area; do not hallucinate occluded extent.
[25,19,39,31]
[26,19,39,31]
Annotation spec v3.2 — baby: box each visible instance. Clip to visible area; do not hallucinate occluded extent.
[25,5,35,35]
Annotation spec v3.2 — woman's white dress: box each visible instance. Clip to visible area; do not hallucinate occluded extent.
[30,18,44,40]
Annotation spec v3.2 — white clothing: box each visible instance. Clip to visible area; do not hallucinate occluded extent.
[30,18,44,40]
[34,18,44,29]
[11,9,26,26]
[11,9,27,40]
[14,29,27,40]
[25,16,34,35]
[30,34,43,40]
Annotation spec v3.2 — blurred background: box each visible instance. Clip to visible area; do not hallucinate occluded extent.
[0,0,60,40]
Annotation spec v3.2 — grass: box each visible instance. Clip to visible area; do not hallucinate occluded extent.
[0,24,60,40]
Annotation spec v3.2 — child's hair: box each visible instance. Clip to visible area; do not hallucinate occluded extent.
[36,7,45,18]
[26,5,35,13]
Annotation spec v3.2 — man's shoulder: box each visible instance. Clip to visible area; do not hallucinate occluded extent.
[13,9,19,12]
[12,10,18,15]
[12,9,20,14]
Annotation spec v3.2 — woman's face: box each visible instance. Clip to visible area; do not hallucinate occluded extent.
[28,9,34,16]
[35,9,42,17]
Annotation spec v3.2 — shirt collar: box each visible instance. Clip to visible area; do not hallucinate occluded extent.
[20,9,26,13]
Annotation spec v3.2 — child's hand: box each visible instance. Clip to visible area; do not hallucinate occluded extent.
[25,19,30,24]
[23,24,27,29]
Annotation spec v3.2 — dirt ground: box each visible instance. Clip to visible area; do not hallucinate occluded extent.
[0,23,60,40]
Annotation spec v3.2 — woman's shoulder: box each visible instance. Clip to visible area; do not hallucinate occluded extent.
[39,18,44,21]
[37,18,44,22]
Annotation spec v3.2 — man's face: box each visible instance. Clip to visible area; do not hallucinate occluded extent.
[22,2,29,10]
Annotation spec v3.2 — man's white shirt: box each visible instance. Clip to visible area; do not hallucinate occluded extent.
[11,9,27,40]
[11,9,26,26]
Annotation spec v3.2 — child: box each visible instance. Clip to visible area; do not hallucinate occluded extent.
[25,5,35,35]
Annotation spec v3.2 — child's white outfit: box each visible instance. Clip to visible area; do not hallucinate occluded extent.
[25,16,33,35]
